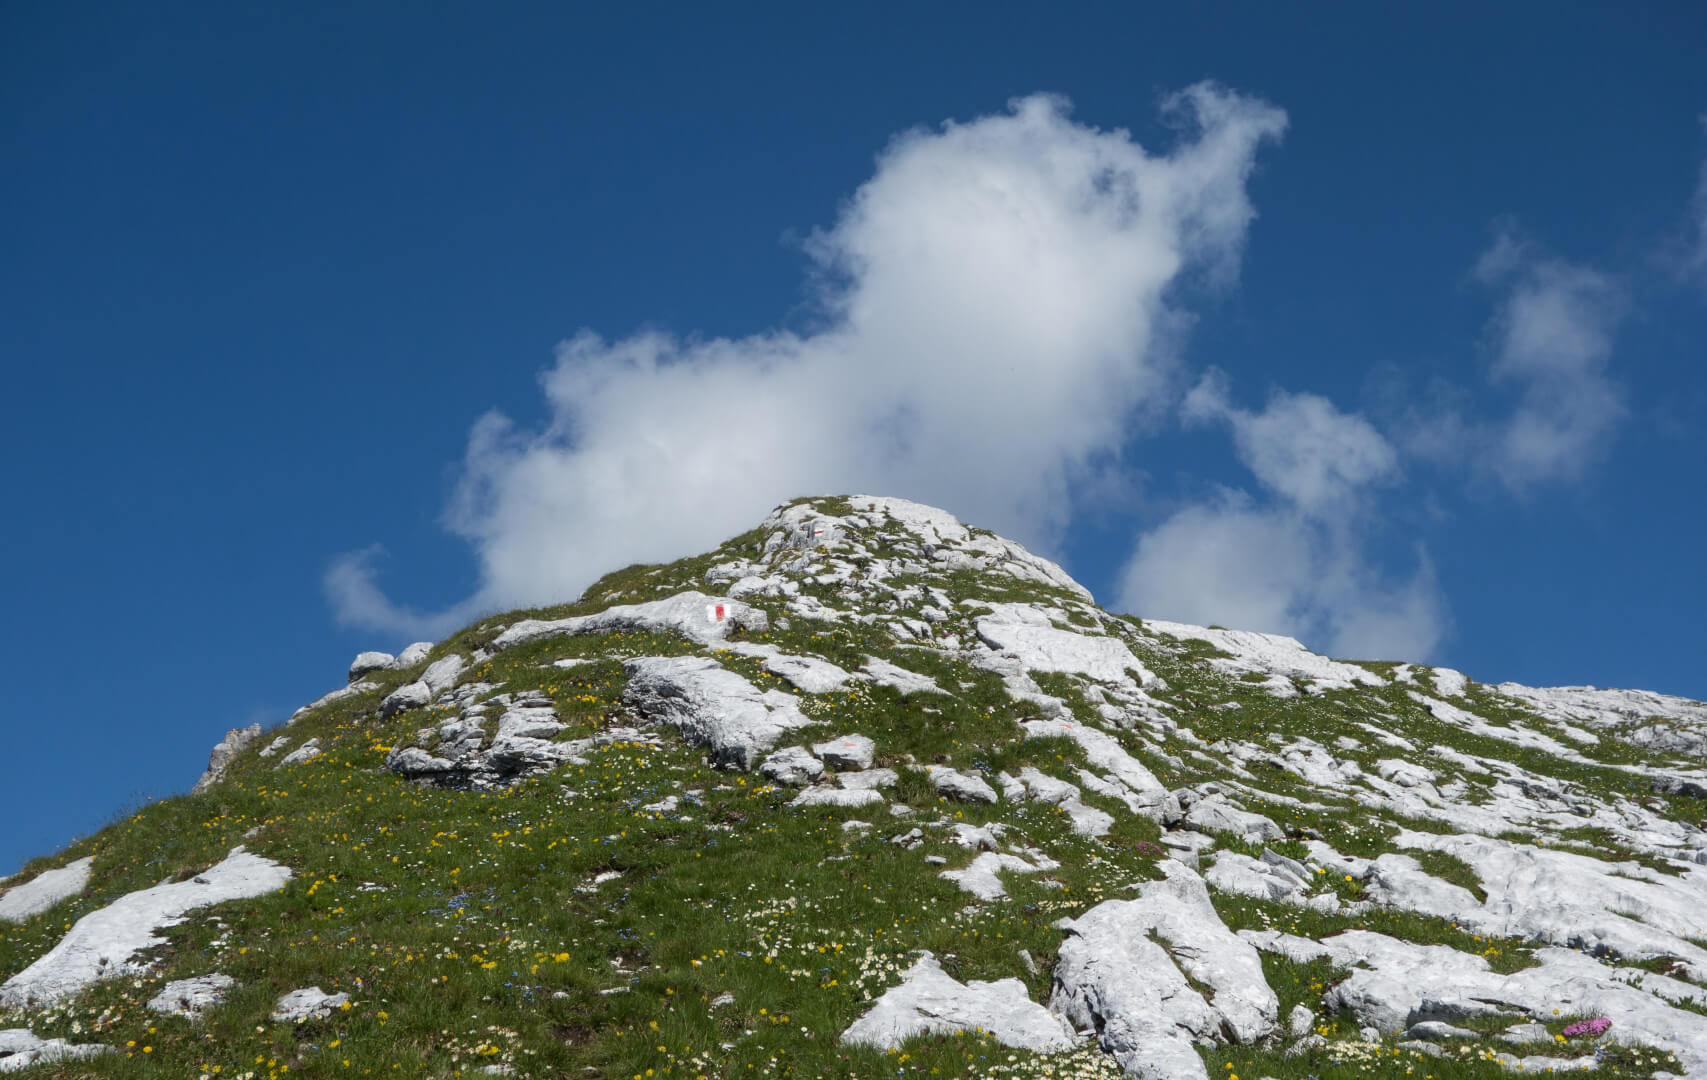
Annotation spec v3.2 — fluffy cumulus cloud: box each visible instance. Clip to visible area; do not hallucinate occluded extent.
[328,86,1287,636]
[1120,372,1444,662]
[1405,233,1628,493]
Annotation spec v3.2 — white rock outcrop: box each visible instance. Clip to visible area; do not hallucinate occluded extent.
[394,641,434,668]
[976,603,1156,685]
[0,1028,110,1070]
[840,952,1073,1051]
[348,651,395,681]
[1052,862,1278,1079]
[622,656,814,770]
[0,847,292,1008]
[190,723,261,794]
[278,738,322,767]
[0,857,92,925]
[490,592,767,653]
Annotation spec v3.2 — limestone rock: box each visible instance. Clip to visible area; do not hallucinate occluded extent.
[0,1029,110,1070]
[859,656,945,696]
[926,766,998,804]
[940,851,1057,901]
[1020,718,1172,819]
[1051,862,1278,1078]
[190,724,261,795]
[976,603,1156,685]
[421,655,466,694]
[839,951,1073,1051]
[1141,619,1385,696]
[394,641,434,668]
[278,738,322,767]
[720,642,857,694]
[760,746,823,787]
[271,986,350,1022]
[838,768,898,791]
[380,680,433,719]
[0,857,92,925]
[348,651,395,681]
[1182,796,1283,843]
[147,973,235,1019]
[290,680,376,724]
[622,656,814,770]
[814,734,876,770]
[1288,1004,1315,1038]
[0,847,291,1008]
[491,592,767,653]
[790,786,884,809]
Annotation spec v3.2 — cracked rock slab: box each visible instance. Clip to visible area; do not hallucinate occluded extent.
[0,857,92,925]
[1051,862,1278,1079]
[148,973,235,1019]
[622,656,815,770]
[840,951,1073,1051]
[0,848,291,1008]
[0,1029,110,1071]
[491,592,767,652]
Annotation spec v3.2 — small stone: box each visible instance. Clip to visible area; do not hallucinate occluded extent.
[1288,1003,1315,1037]
[270,987,350,1022]
[814,735,876,770]
[926,766,998,804]
[759,746,824,787]
[924,856,948,866]
[148,974,235,1019]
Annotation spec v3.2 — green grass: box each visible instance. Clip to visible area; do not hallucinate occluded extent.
[3,496,1701,1080]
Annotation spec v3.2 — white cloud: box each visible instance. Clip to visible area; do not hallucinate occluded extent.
[1184,369,1398,513]
[329,86,1287,635]
[1405,233,1627,493]
[1120,376,1442,661]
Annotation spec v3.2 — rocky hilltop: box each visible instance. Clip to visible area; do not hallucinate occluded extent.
[4,495,1707,1079]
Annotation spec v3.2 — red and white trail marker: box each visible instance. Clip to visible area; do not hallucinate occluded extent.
[707,603,728,623]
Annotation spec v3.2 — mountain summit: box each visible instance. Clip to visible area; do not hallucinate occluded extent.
[4,495,1707,1079]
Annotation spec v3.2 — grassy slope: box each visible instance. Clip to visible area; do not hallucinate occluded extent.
[0,498,1695,1079]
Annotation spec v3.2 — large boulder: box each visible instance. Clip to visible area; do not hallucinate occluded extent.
[622,656,814,770]
[347,651,395,681]
[394,641,434,669]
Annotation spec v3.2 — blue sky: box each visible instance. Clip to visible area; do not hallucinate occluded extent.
[4,4,1705,876]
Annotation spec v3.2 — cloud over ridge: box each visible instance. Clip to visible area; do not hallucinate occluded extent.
[327,86,1288,636]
